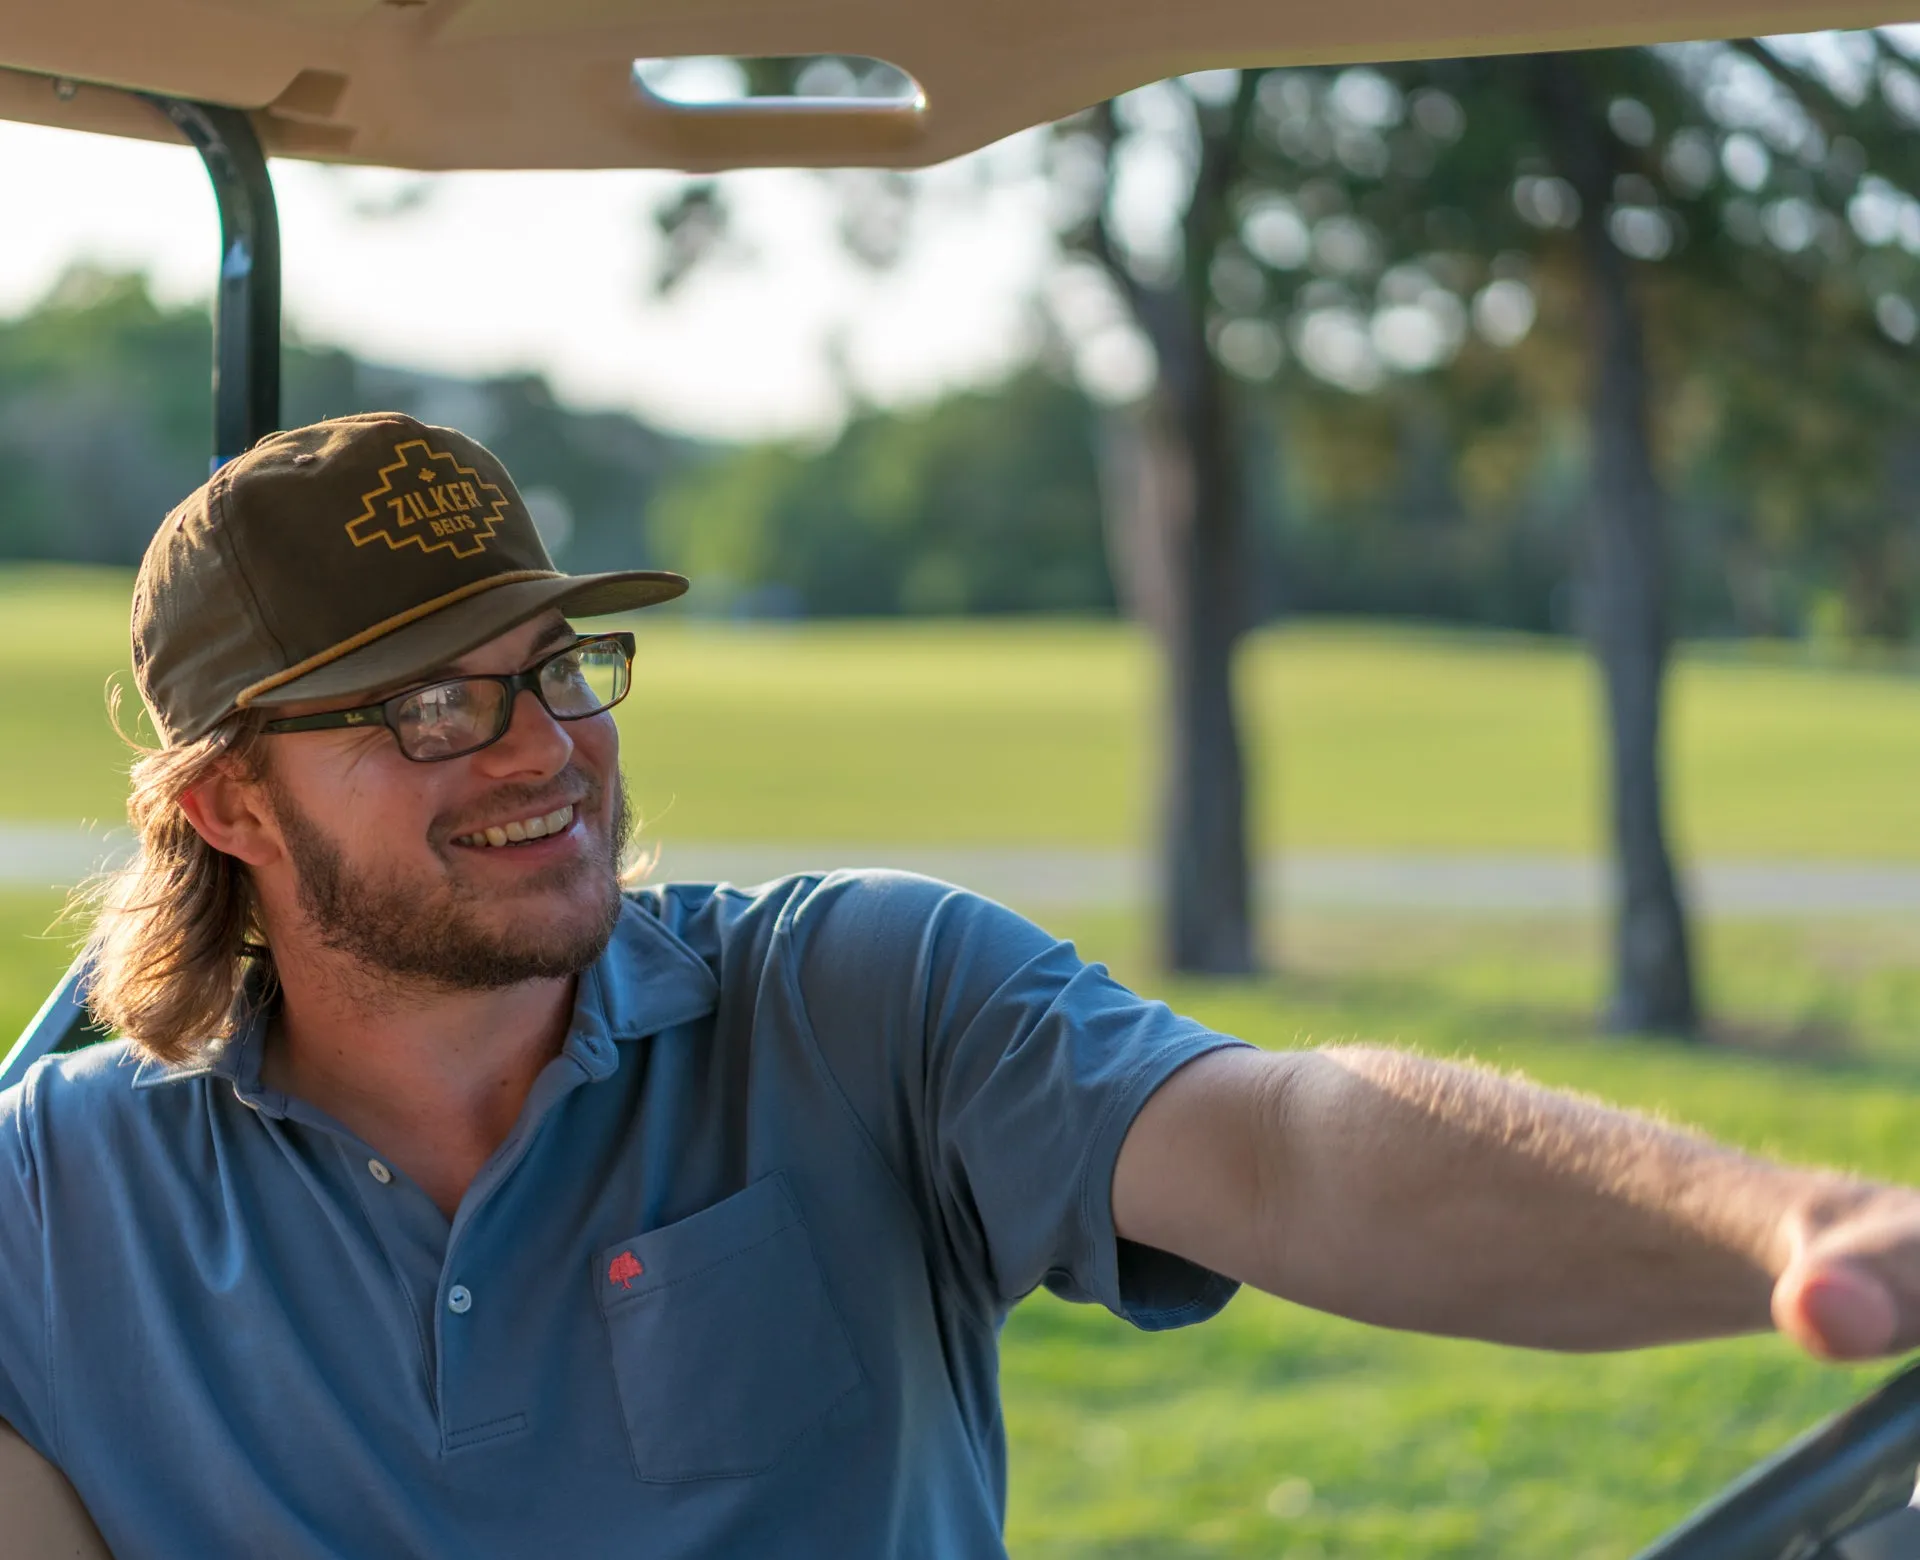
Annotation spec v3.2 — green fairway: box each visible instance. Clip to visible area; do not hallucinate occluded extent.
[995,909,1919,1558]
[3,887,1915,1559]
[0,568,144,829]
[622,618,1920,857]
[0,891,71,1043]
[9,564,1920,1558]
[12,564,1920,858]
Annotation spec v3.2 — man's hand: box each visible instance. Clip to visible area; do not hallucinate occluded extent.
[1114,1044,1920,1359]
[1774,1188,1920,1360]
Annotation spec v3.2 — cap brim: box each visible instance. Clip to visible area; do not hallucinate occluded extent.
[242,569,687,710]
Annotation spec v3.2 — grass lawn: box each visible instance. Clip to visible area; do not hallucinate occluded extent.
[8,565,1920,1556]
[4,887,1915,1559]
[613,618,1920,858]
[12,564,1920,857]
[994,908,1920,1559]
[1050,915,1920,1558]
[0,568,144,830]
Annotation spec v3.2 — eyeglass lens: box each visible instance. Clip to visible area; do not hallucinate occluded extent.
[389,640,631,760]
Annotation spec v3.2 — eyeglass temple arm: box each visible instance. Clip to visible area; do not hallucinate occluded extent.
[263,707,385,733]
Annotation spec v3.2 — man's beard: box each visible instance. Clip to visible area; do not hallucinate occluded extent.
[265,767,633,992]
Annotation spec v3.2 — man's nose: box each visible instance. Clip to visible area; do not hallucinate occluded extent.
[474,687,574,777]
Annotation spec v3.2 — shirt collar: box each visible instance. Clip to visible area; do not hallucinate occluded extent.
[131,895,719,1101]
[565,896,719,1079]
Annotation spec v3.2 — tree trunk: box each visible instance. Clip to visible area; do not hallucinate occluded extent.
[1162,346,1258,974]
[1095,401,1179,634]
[1535,55,1699,1035]
[1098,368,1257,973]
[1083,79,1261,976]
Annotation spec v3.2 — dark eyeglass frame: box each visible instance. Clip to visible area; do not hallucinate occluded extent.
[261,630,635,763]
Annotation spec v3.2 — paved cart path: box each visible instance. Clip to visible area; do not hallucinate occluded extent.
[9,823,1920,916]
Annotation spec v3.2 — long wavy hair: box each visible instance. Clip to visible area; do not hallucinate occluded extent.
[75,702,272,1067]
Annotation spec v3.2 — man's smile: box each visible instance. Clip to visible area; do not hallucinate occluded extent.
[453,803,577,849]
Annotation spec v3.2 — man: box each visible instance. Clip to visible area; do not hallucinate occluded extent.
[0,411,1914,1559]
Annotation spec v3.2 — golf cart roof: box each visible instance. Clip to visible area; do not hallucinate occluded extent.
[0,0,1909,172]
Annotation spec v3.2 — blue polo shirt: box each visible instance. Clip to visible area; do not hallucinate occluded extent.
[0,871,1246,1559]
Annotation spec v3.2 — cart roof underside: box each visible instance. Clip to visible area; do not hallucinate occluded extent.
[0,0,1909,175]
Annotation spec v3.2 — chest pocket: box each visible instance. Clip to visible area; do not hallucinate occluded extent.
[597,1171,865,1482]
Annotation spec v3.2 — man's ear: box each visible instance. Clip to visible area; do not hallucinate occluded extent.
[177,764,282,868]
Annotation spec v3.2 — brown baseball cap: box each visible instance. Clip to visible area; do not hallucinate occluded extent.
[131,412,688,746]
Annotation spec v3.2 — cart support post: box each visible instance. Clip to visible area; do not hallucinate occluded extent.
[0,95,281,1092]
[142,97,282,465]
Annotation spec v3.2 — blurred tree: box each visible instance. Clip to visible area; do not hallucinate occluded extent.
[1529,52,1702,1035]
[0,267,210,563]
[1676,36,1920,643]
[647,36,1920,1001]
[0,269,689,572]
[1059,79,1267,973]
[647,371,1114,616]
[1213,36,1920,1032]
[646,68,1271,973]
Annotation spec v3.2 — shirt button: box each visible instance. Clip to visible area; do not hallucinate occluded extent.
[366,1159,392,1185]
[447,1285,473,1315]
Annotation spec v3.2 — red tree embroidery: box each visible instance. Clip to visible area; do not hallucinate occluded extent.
[607,1251,645,1290]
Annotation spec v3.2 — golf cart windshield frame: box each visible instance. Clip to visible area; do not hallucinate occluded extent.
[0,89,281,1095]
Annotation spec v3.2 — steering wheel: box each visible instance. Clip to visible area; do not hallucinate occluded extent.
[1635,1360,1920,1559]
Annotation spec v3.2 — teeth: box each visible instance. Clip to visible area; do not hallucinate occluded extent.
[457,803,575,849]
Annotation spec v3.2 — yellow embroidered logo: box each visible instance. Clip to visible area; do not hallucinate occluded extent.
[346,439,510,560]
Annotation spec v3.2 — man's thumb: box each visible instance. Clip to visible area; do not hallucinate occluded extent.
[1773,1261,1899,1361]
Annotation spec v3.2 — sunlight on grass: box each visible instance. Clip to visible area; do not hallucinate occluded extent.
[9,565,1920,1558]
[6,884,1917,1560]
[11,564,1920,858]
[996,908,1919,1560]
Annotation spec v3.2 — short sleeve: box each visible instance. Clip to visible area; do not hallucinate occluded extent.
[786,871,1250,1330]
[0,1067,56,1458]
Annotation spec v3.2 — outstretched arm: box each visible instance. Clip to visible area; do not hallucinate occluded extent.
[1112,1045,1917,1359]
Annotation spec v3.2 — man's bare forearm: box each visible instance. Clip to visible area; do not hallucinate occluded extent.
[1239,1047,1874,1351]
[1117,1045,1920,1357]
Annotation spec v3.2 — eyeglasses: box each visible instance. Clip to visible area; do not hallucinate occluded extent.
[261,632,635,763]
